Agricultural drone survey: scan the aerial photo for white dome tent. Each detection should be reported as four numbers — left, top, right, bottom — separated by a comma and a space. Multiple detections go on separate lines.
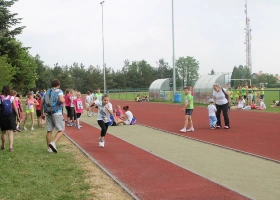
149, 78, 171, 101
193, 74, 226, 104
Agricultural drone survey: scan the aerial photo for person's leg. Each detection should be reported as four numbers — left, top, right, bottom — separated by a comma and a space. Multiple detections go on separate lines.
222, 104, 230, 128
215, 104, 222, 127
48, 115, 65, 152
183, 115, 189, 129
8, 130, 13, 150
1, 131, 6, 149
209, 116, 213, 128
188, 116, 193, 129
23, 112, 29, 128
97, 120, 107, 141
31, 112, 34, 129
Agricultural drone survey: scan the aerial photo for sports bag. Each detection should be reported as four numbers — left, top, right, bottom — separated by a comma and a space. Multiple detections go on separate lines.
130, 117, 137, 125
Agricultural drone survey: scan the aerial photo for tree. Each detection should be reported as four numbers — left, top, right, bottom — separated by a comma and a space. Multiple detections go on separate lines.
176, 56, 199, 87
0, 55, 16, 88
230, 65, 252, 87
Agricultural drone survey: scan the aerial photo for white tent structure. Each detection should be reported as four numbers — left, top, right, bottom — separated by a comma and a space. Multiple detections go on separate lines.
149, 78, 171, 101
193, 74, 225, 104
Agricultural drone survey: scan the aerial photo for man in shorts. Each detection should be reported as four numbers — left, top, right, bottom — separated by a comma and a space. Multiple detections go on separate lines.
41, 79, 65, 153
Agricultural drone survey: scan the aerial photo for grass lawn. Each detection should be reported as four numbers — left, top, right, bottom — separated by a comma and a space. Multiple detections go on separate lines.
0, 121, 132, 200
109, 89, 280, 113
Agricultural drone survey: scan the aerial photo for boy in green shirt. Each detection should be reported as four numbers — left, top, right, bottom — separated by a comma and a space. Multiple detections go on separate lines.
180, 86, 194, 132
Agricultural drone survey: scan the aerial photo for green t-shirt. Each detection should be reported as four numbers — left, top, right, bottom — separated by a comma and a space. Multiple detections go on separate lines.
95, 93, 103, 101
185, 94, 194, 109
241, 87, 245, 95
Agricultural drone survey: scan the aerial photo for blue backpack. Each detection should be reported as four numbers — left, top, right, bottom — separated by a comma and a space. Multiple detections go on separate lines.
130, 117, 136, 125
0, 95, 13, 116
43, 88, 62, 115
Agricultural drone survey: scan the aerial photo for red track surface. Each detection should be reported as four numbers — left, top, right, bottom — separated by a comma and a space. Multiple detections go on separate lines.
110, 99, 280, 161
65, 121, 248, 199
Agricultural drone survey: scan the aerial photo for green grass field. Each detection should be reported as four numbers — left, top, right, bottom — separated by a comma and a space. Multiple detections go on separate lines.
108, 89, 280, 113
0, 125, 91, 200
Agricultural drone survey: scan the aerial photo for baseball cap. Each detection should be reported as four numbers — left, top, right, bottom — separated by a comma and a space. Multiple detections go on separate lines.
209, 98, 214, 103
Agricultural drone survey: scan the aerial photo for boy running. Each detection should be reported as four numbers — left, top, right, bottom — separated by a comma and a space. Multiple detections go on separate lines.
180, 86, 194, 132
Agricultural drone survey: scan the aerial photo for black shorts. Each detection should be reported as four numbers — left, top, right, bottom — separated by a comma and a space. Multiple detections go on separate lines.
243, 95, 247, 99
0, 114, 16, 131
76, 113, 81, 119
185, 109, 193, 116
66, 106, 71, 117
36, 110, 42, 117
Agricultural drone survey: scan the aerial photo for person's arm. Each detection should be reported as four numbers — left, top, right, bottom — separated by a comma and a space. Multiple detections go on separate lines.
33, 99, 39, 106
105, 104, 114, 115
225, 91, 230, 103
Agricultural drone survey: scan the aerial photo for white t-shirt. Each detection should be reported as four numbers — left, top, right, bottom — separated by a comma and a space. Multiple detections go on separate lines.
85, 95, 92, 104
70, 96, 76, 107
207, 104, 216, 116
94, 100, 112, 122
259, 101, 266, 109
213, 88, 228, 105
125, 111, 133, 125
237, 99, 245, 109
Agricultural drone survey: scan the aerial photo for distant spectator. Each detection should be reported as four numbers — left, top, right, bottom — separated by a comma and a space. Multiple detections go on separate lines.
135, 94, 142, 102
256, 99, 266, 110
271, 100, 279, 107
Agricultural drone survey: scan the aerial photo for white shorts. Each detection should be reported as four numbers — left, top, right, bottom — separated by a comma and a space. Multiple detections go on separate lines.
248, 94, 253, 99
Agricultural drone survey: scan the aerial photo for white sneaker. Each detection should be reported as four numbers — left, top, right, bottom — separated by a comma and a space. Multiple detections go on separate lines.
31, 127, 34, 131
186, 127, 194, 132
49, 142, 57, 153
180, 128, 186, 133
87, 114, 91, 117
99, 140, 105, 148
24, 127, 27, 130
48, 148, 53, 153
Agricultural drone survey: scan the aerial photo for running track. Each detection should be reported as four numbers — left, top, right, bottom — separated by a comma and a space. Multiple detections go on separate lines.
65, 120, 248, 199
110, 99, 280, 162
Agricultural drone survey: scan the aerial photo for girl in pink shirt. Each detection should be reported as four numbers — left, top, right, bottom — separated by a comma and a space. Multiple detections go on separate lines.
13, 91, 22, 132
64, 89, 71, 124
74, 92, 83, 129
23, 92, 38, 131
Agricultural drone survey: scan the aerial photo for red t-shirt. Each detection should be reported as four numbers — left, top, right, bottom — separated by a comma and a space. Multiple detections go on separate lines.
36, 99, 42, 110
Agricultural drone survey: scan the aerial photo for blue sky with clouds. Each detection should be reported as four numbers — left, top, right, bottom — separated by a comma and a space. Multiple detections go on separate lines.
12, 0, 280, 75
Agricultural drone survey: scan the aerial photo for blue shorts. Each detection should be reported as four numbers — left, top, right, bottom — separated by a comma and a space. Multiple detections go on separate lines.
185, 109, 193, 116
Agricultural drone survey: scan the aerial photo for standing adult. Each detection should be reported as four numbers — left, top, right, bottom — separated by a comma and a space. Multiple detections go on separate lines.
41, 79, 65, 153
212, 83, 230, 129
0, 85, 20, 152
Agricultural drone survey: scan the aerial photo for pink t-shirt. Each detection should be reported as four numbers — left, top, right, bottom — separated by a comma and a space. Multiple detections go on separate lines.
14, 97, 19, 108
65, 94, 71, 106
114, 109, 123, 119
36, 99, 42, 110
27, 98, 35, 110
74, 99, 83, 113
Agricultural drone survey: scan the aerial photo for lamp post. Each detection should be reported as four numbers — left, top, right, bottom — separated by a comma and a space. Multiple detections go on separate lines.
100, 1, 106, 93
172, 0, 176, 100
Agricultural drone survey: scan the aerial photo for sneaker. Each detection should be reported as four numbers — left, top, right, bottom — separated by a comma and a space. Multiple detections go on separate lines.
77, 126, 81, 129
67, 123, 73, 127
186, 127, 194, 132
224, 126, 230, 129
31, 127, 34, 131
49, 142, 57, 153
87, 114, 91, 117
16, 127, 21, 132
48, 148, 53, 153
24, 127, 27, 130
216, 125, 221, 129
99, 140, 105, 148
180, 128, 186, 133
79, 125, 82, 128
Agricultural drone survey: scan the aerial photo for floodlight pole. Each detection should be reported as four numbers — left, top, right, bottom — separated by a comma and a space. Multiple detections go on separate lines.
172, 0, 176, 98
100, 1, 106, 93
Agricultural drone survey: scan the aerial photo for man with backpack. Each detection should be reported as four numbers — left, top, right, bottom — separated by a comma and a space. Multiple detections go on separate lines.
41, 79, 65, 153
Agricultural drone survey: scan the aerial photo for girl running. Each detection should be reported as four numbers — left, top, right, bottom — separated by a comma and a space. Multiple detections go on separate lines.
23, 92, 38, 130
89, 94, 113, 148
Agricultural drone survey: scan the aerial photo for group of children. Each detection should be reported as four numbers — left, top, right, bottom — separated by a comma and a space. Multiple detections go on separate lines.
228, 85, 267, 110
135, 94, 149, 102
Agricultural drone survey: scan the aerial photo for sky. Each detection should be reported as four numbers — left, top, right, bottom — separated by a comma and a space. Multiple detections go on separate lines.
11, 0, 280, 76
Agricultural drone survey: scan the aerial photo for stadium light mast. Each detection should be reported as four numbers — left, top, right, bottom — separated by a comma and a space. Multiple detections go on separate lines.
244, 0, 252, 72
172, 0, 176, 97
100, 1, 106, 93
